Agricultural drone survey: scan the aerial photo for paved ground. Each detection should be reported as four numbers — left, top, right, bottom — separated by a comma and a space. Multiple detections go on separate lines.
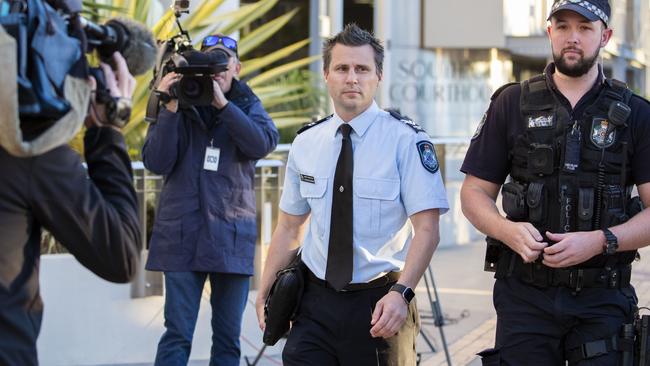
94, 244, 650, 366
421, 245, 650, 366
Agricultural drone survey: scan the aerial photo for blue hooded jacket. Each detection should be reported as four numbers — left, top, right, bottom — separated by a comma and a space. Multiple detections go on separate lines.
143, 79, 278, 274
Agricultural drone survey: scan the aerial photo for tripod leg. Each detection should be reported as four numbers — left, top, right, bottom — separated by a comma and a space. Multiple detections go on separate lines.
422, 274, 438, 353
245, 344, 267, 366
426, 266, 453, 366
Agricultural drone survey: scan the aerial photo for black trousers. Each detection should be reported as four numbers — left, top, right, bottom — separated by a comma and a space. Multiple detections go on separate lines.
282, 278, 419, 366
483, 277, 637, 366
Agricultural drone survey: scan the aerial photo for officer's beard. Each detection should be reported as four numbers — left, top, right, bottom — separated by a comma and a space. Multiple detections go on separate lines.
553, 46, 600, 77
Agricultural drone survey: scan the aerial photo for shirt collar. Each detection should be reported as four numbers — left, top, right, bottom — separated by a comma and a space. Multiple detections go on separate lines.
330, 101, 380, 138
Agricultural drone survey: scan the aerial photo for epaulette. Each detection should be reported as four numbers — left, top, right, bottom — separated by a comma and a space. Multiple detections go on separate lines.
631, 93, 650, 107
386, 108, 426, 134
297, 114, 333, 134
491, 82, 518, 101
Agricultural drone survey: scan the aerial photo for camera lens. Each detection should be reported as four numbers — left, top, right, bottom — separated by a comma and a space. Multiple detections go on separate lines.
180, 77, 203, 99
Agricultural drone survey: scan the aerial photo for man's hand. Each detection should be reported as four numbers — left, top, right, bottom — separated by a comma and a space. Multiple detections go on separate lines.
501, 221, 548, 263
211, 79, 229, 109
542, 230, 604, 268
370, 291, 408, 339
255, 293, 267, 331
86, 52, 136, 129
107, 52, 136, 99
156, 72, 179, 113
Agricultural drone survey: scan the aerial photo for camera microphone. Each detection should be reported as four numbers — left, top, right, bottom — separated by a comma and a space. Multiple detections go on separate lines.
80, 17, 157, 76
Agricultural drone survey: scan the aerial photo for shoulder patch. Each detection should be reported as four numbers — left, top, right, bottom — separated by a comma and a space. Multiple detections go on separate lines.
491, 82, 518, 101
472, 111, 488, 140
416, 141, 439, 174
297, 114, 333, 135
386, 108, 426, 134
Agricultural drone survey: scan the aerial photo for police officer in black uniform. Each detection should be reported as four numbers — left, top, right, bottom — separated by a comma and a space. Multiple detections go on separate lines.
460, 1, 650, 365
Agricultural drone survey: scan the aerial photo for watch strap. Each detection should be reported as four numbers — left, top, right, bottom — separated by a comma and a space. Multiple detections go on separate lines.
390, 283, 414, 304
602, 228, 619, 255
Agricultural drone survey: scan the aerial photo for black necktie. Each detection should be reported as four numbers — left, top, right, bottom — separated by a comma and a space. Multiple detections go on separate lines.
326, 123, 354, 291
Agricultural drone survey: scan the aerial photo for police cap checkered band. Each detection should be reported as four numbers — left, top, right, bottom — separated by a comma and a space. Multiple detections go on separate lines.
548, 0, 610, 26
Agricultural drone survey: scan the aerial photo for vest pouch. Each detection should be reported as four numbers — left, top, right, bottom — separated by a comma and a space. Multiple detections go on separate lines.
578, 188, 594, 231
527, 143, 554, 176
601, 185, 626, 228
502, 181, 528, 220
526, 182, 546, 224
627, 196, 644, 218
635, 314, 650, 366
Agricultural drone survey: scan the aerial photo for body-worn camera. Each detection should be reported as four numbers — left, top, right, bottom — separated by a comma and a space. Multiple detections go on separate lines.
528, 143, 555, 175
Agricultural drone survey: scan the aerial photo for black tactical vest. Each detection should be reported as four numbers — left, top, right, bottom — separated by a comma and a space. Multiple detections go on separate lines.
502, 74, 638, 265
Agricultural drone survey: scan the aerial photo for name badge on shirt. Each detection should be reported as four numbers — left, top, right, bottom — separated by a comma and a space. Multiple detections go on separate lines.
300, 174, 315, 184
204, 147, 220, 171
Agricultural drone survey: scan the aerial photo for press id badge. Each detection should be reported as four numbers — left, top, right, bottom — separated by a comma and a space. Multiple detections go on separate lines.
204, 147, 220, 171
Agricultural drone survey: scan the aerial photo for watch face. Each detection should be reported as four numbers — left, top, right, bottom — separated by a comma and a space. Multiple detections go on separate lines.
403, 287, 415, 302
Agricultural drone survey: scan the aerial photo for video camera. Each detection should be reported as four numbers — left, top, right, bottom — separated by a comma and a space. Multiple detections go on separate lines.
163, 47, 229, 106
0, 0, 156, 157
2, 0, 154, 121
146, 0, 230, 120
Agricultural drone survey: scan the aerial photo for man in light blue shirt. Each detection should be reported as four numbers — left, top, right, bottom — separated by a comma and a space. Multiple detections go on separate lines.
256, 24, 448, 365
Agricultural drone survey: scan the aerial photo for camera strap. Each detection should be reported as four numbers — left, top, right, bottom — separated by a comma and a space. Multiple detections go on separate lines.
144, 90, 161, 123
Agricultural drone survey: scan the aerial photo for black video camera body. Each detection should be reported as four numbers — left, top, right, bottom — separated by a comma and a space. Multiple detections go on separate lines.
149, 31, 229, 108
165, 49, 229, 106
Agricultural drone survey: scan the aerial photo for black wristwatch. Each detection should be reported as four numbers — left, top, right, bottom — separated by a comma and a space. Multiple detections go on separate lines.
602, 228, 619, 255
155, 90, 173, 104
390, 284, 415, 304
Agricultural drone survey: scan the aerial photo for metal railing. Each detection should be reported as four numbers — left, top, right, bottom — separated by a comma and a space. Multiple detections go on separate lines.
130, 159, 286, 297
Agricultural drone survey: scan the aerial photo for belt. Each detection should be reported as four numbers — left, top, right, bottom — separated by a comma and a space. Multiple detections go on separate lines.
307, 269, 400, 292
496, 249, 632, 291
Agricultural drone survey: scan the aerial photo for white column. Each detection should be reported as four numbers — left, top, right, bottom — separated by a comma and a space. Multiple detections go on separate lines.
328, 0, 344, 35
374, 0, 393, 106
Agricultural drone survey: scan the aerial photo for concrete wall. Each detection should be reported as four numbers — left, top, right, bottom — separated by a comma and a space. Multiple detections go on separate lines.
36, 255, 273, 365
422, 0, 505, 49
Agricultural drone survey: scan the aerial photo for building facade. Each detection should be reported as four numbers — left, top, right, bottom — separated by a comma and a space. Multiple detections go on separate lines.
310, 0, 650, 137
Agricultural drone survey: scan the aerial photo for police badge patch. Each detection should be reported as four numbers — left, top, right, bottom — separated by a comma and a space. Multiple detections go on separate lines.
472, 112, 487, 140
416, 141, 439, 174
590, 118, 616, 148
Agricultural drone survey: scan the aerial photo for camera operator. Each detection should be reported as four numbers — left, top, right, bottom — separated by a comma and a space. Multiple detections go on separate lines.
143, 34, 279, 366
0, 51, 141, 365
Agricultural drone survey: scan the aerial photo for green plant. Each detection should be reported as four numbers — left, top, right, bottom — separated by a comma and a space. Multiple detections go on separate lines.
84, 0, 322, 156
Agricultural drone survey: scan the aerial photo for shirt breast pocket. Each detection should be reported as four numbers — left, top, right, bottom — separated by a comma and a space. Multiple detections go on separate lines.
300, 177, 328, 237
354, 177, 400, 238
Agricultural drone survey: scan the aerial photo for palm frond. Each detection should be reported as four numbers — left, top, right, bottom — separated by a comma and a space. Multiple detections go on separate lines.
252, 83, 308, 98
194, 3, 257, 29
272, 117, 311, 129
240, 39, 310, 77
268, 108, 314, 119
152, 11, 176, 36
217, 0, 278, 37
133, 0, 151, 23
248, 55, 320, 87
237, 8, 299, 57
184, 0, 225, 29
82, 0, 321, 148
188, 4, 259, 44
262, 91, 312, 109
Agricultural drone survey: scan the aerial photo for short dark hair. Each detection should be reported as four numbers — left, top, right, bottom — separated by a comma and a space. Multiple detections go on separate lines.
322, 23, 384, 76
